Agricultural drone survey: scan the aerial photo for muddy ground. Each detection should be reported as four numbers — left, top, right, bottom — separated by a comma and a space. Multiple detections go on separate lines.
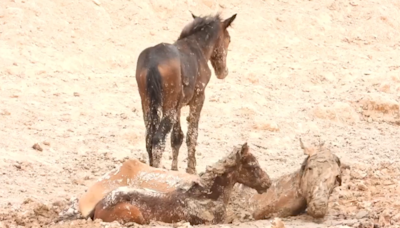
0, 0, 400, 227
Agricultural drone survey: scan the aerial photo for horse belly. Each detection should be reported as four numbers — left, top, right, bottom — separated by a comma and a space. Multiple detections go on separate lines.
181, 84, 196, 105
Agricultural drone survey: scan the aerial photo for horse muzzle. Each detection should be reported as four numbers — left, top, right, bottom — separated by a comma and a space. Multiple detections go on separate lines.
216, 68, 229, 79
307, 200, 328, 218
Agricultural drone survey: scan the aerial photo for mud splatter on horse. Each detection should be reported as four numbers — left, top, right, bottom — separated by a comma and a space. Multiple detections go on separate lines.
135, 13, 237, 174
251, 138, 342, 219
91, 143, 271, 225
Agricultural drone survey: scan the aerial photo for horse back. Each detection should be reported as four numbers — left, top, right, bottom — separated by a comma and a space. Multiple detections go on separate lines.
136, 43, 184, 109
78, 159, 144, 217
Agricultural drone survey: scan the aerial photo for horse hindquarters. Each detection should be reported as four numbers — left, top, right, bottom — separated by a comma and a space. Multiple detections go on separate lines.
137, 44, 183, 168
93, 201, 147, 225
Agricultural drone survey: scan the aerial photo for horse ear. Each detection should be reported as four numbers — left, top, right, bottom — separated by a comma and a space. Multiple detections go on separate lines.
240, 143, 249, 156
236, 143, 249, 160
223, 13, 237, 29
190, 11, 197, 19
299, 138, 317, 156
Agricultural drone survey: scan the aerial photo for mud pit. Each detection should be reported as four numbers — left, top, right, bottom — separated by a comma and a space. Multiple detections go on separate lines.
1, 0, 400, 227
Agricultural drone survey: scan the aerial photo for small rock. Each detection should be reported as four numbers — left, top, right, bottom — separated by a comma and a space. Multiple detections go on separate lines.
379, 83, 391, 93
32, 143, 43, 152
356, 210, 369, 219
14, 163, 22, 170
254, 121, 279, 132
271, 217, 285, 228
350, 170, 367, 179
52, 201, 64, 207
73, 92, 80, 97
357, 183, 368, 191
172, 222, 192, 228
71, 179, 84, 185
247, 73, 259, 84
0, 109, 10, 115
93, 0, 101, 5
43, 141, 50, 146
120, 113, 128, 119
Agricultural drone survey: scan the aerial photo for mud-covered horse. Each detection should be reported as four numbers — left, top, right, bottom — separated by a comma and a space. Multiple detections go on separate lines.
135, 13, 237, 174
78, 159, 199, 218
251, 138, 343, 219
90, 143, 271, 225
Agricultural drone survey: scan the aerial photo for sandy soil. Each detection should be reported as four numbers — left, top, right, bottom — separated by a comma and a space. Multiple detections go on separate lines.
1, 0, 400, 227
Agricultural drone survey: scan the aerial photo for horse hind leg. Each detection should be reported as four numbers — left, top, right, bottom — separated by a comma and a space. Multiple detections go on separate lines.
151, 111, 175, 168
143, 104, 160, 166
170, 109, 184, 171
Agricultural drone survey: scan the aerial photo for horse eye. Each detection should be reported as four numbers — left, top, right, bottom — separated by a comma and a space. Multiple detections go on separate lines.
308, 167, 312, 171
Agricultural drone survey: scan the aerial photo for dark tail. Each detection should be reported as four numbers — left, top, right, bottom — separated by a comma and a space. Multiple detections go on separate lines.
146, 66, 163, 117
145, 67, 163, 164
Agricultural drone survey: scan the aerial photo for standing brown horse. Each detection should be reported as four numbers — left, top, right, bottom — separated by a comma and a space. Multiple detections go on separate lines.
135, 13, 237, 174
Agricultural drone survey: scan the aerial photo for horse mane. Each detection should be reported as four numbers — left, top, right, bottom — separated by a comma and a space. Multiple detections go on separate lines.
177, 13, 223, 41
195, 145, 241, 190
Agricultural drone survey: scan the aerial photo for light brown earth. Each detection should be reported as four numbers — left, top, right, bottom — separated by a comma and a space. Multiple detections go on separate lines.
0, 0, 400, 227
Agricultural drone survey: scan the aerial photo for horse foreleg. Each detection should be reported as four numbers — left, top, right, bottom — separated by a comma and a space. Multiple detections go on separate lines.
152, 111, 175, 168
186, 92, 205, 174
171, 109, 184, 171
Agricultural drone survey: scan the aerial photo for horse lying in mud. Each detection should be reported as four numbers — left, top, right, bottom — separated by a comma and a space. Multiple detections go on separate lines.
136, 12, 237, 174
86, 143, 271, 225
251, 138, 343, 220
78, 158, 199, 218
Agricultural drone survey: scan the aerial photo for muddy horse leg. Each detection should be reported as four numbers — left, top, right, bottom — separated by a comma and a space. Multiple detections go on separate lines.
171, 109, 184, 171
142, 102, 160, 166
186, 92, 205, 174
152, 110, 175, 168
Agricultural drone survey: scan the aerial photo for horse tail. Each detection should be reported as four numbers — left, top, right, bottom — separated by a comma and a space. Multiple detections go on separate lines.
146, 66, 163, 118
145, 66, 162, 164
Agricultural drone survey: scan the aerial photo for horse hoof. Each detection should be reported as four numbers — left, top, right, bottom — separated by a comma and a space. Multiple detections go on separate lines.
186, 168, 196, 174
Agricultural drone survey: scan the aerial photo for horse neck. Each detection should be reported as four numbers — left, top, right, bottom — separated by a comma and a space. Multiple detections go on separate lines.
195, 35, 218, 60
179, 28, 221, 61
211, 172, 238, 205
196, 165, 238, 205
281, 169, 304, 200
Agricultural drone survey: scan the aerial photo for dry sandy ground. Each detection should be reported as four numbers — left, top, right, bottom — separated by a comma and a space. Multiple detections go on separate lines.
1, 0, 400, 227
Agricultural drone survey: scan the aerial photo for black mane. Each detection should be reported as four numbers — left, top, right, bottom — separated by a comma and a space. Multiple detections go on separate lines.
177, 13, 222, 41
